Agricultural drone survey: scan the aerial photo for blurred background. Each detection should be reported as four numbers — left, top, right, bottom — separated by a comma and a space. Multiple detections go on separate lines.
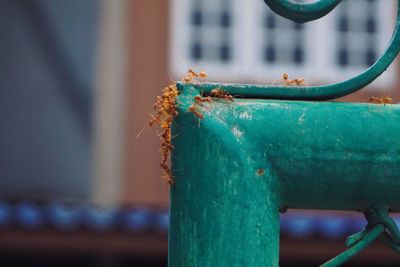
0, 0, 399, 266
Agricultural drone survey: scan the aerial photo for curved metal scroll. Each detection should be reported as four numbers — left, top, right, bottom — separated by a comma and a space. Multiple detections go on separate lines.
198, 1, 400, 101
263, 0, 342, 23
259, 0, 400, 100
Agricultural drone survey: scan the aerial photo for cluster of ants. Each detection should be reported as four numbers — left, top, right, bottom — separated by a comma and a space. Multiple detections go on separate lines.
140, 81, 179, 185
183, 69, 234, 121
188, 88, 234, 120
368, 94, 393, 105
143, 69, 235, 185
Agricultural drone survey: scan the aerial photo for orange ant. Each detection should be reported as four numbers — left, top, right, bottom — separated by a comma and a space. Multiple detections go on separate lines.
183, 75, 193, 83
194, 95, 213, 105
182, 69, 208, 83
282, 73, 306, 86
210, 88, 234, 101
282, 73, 289, 83
369, 94, 393, 105
188, 69, 208, 79
187, 69, 197, 76
188, 104, 204, 119
198, 71, 208, 79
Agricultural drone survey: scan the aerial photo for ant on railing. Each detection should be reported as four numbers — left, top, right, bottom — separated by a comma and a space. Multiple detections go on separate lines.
368, 94, 393, 105
210, 88, 234, 101
282, 73, 306, 86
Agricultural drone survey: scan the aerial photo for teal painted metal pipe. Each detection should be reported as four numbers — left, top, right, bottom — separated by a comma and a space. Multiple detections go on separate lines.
263, 0, 342, 23
169, 85, 400, 266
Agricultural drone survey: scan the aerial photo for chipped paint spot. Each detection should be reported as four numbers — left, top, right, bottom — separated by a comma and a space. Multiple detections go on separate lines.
231, 125, 243, 138
239, 111, 252, 120
298, 113, 306, 124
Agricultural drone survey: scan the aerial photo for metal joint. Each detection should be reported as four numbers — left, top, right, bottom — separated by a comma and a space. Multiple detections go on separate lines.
321, 204, 400, 267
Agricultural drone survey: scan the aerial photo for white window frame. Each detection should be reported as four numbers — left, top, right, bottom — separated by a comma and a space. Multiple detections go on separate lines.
170, 0, 397, 89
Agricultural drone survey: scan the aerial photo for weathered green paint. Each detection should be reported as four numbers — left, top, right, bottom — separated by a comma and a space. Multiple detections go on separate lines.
170, 86, 280, 267
169, 85, 400, 267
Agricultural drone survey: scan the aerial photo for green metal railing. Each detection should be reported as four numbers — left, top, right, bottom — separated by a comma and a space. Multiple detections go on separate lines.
169, 1, 400, 266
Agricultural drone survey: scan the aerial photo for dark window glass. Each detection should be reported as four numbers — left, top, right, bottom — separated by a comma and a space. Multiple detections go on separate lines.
337, 49, 349, 66
293, 47, 304, 64
191, 43, 202, 60
366, 17, 376, 33
221, 11, 231, 28
293, 23, 303, 31
338, 17, 349, 32
365, 49, 376, 66
265, 15, 275, 29
265, 46, 275, 63
191, 10, 202, 26
220, 45, 231, 61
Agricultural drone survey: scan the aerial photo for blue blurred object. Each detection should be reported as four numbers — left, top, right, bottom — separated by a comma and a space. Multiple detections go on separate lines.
47, 203, 82, 230
0, 202, 12, 226
350, 217, 367, 233
280, 214, 291, 233
316, 216, 347, 239
5, 200, 383, 240
281, 214, 315, 238
393, 215, 400, 229
82, 206, 117, 231
15, 202, 44, 229
122, 208, 152, 232
153, 210, 169, 232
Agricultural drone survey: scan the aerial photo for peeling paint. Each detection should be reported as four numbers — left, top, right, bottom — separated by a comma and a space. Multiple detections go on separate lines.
239, 111, 253, 120
231, 125, 243, 138
298, 113, 306, 124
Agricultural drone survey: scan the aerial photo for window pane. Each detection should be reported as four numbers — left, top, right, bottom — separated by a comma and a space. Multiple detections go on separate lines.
261, 9, 307, 65
335, 0, 378, 68
189, 0, 233, 63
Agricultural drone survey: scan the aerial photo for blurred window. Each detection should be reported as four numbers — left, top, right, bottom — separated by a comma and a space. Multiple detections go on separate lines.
189, 0, 233, 63
170, 0, 395, 88
262, 5, 306, 65
335, 0, 379, 68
